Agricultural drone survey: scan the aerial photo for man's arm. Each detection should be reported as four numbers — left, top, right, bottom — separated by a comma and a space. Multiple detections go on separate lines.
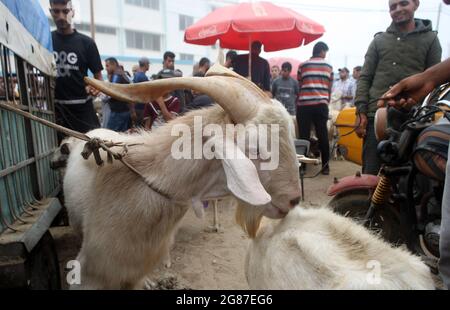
156, 97, 176, 122
263, 61, 272, 98
355, 39, 378, 115
354, 38, 379, 138
86, 40, 103, 75
86, 71, 104, 96
262, 61, 271, 92
143, 104, 153, 130
86, 39, 104, 96
297, 65, 302, 88
426, 34, 442, 69
328, 71, 334, 96
379, 58, 450, 110
93, 72, 103, 81
144, 117, 153, 130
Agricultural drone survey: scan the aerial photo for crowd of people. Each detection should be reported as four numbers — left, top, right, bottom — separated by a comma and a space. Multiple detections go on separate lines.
49, 15, 347, 176
46, 0, 450, 290
49, 0, 447, 176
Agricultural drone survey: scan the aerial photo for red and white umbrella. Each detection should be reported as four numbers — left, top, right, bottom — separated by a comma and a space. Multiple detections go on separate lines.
185, 1, 324, 52
184, 2, 324, 80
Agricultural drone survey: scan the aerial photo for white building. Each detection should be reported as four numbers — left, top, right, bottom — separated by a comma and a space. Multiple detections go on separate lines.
39, 0, 239, 76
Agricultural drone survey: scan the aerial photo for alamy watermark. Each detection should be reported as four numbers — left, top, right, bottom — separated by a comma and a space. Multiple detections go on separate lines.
66, 260, 81, 285
170, 116, 280, 171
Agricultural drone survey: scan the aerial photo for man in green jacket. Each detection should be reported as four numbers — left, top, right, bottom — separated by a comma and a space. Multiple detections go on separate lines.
355, 0, 442, 175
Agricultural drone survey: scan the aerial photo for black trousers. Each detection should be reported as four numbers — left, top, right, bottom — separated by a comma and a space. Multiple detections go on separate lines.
296, 104, 330, 168
362, 118, 382, 175
55, 99, 100, 142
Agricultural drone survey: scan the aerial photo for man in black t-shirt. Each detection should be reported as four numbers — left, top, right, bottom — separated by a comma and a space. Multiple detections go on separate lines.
49, 0, 104, 138
233, 41, 271, 97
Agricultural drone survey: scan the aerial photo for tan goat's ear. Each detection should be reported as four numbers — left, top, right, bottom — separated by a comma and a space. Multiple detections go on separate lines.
209, 135, 271, 206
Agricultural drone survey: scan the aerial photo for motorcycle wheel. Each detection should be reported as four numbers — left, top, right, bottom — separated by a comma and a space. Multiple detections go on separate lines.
328, 189, 402, 245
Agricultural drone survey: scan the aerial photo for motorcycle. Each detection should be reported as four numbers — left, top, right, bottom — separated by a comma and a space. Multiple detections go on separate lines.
328, 83, 450, 271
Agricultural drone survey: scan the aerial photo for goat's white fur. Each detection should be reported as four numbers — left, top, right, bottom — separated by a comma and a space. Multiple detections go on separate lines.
64, 95, 300, 288
246, 207, 435, 290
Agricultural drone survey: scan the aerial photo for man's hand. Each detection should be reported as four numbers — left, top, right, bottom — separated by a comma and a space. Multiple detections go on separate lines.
377, 73, 435, 111
155, 97, 165, 108
355, 113, 368, 139
86, 85, 100, 97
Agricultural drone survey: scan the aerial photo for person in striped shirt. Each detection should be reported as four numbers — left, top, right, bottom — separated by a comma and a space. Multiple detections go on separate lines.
296, 42, 334, 175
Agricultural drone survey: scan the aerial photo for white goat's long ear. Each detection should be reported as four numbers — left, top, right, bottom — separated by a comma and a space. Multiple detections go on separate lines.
210, 136, 271, 206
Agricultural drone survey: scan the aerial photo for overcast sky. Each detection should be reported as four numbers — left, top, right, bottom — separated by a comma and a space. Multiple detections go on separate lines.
257, 0, 450, 70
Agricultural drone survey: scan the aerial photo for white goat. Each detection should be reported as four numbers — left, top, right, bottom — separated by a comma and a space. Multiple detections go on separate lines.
246, 207, 435, 290
64, 64, 301, 289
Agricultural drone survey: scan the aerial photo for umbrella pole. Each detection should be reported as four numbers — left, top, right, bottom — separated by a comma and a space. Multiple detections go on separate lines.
248, 38, 252, 81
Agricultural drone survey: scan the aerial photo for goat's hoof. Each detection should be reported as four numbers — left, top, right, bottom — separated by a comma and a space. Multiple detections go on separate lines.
164, 260, 172, 269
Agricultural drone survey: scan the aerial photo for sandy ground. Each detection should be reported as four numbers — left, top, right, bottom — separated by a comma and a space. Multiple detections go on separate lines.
51, 160, 362, 290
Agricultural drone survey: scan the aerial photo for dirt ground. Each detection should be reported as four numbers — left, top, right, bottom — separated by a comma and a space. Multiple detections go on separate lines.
51, 160, 361, 290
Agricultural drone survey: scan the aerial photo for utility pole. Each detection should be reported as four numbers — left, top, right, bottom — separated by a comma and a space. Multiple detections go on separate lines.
436, 2, 442, 32
90, 0, 96, 40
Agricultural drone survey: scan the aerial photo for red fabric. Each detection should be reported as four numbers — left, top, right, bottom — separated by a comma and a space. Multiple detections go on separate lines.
184, 1, 325, 52
143, 96, 180, 123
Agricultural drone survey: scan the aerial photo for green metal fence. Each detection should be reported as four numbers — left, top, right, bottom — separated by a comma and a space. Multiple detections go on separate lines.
0, 44, 59, 234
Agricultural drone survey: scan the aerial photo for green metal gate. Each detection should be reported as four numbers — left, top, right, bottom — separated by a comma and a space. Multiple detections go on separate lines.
0, 43, 59, 234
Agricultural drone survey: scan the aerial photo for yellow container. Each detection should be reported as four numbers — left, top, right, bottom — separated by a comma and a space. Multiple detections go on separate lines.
335, 107, 363, 166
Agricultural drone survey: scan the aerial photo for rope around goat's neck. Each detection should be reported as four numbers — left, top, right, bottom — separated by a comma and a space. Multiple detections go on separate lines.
0, 101, 172, 200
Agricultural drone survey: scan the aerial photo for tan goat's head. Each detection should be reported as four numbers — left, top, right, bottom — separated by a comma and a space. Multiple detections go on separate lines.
85, 64, 301, 238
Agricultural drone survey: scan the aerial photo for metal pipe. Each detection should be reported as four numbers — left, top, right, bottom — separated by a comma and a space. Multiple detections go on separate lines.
90, 0, 96, 41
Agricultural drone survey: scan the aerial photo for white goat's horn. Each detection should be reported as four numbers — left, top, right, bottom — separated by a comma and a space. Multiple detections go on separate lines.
85, 64, 270, 124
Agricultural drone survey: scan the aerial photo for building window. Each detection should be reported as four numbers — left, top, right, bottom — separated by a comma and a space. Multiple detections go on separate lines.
180, 53, 194, 61
179, 14, 194, 31
126, 30, 161, 51
125, 0, 159, 10
75, 23, 117, 35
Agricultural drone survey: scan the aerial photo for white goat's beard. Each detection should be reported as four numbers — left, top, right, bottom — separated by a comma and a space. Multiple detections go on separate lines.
235, 202, 264, 239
